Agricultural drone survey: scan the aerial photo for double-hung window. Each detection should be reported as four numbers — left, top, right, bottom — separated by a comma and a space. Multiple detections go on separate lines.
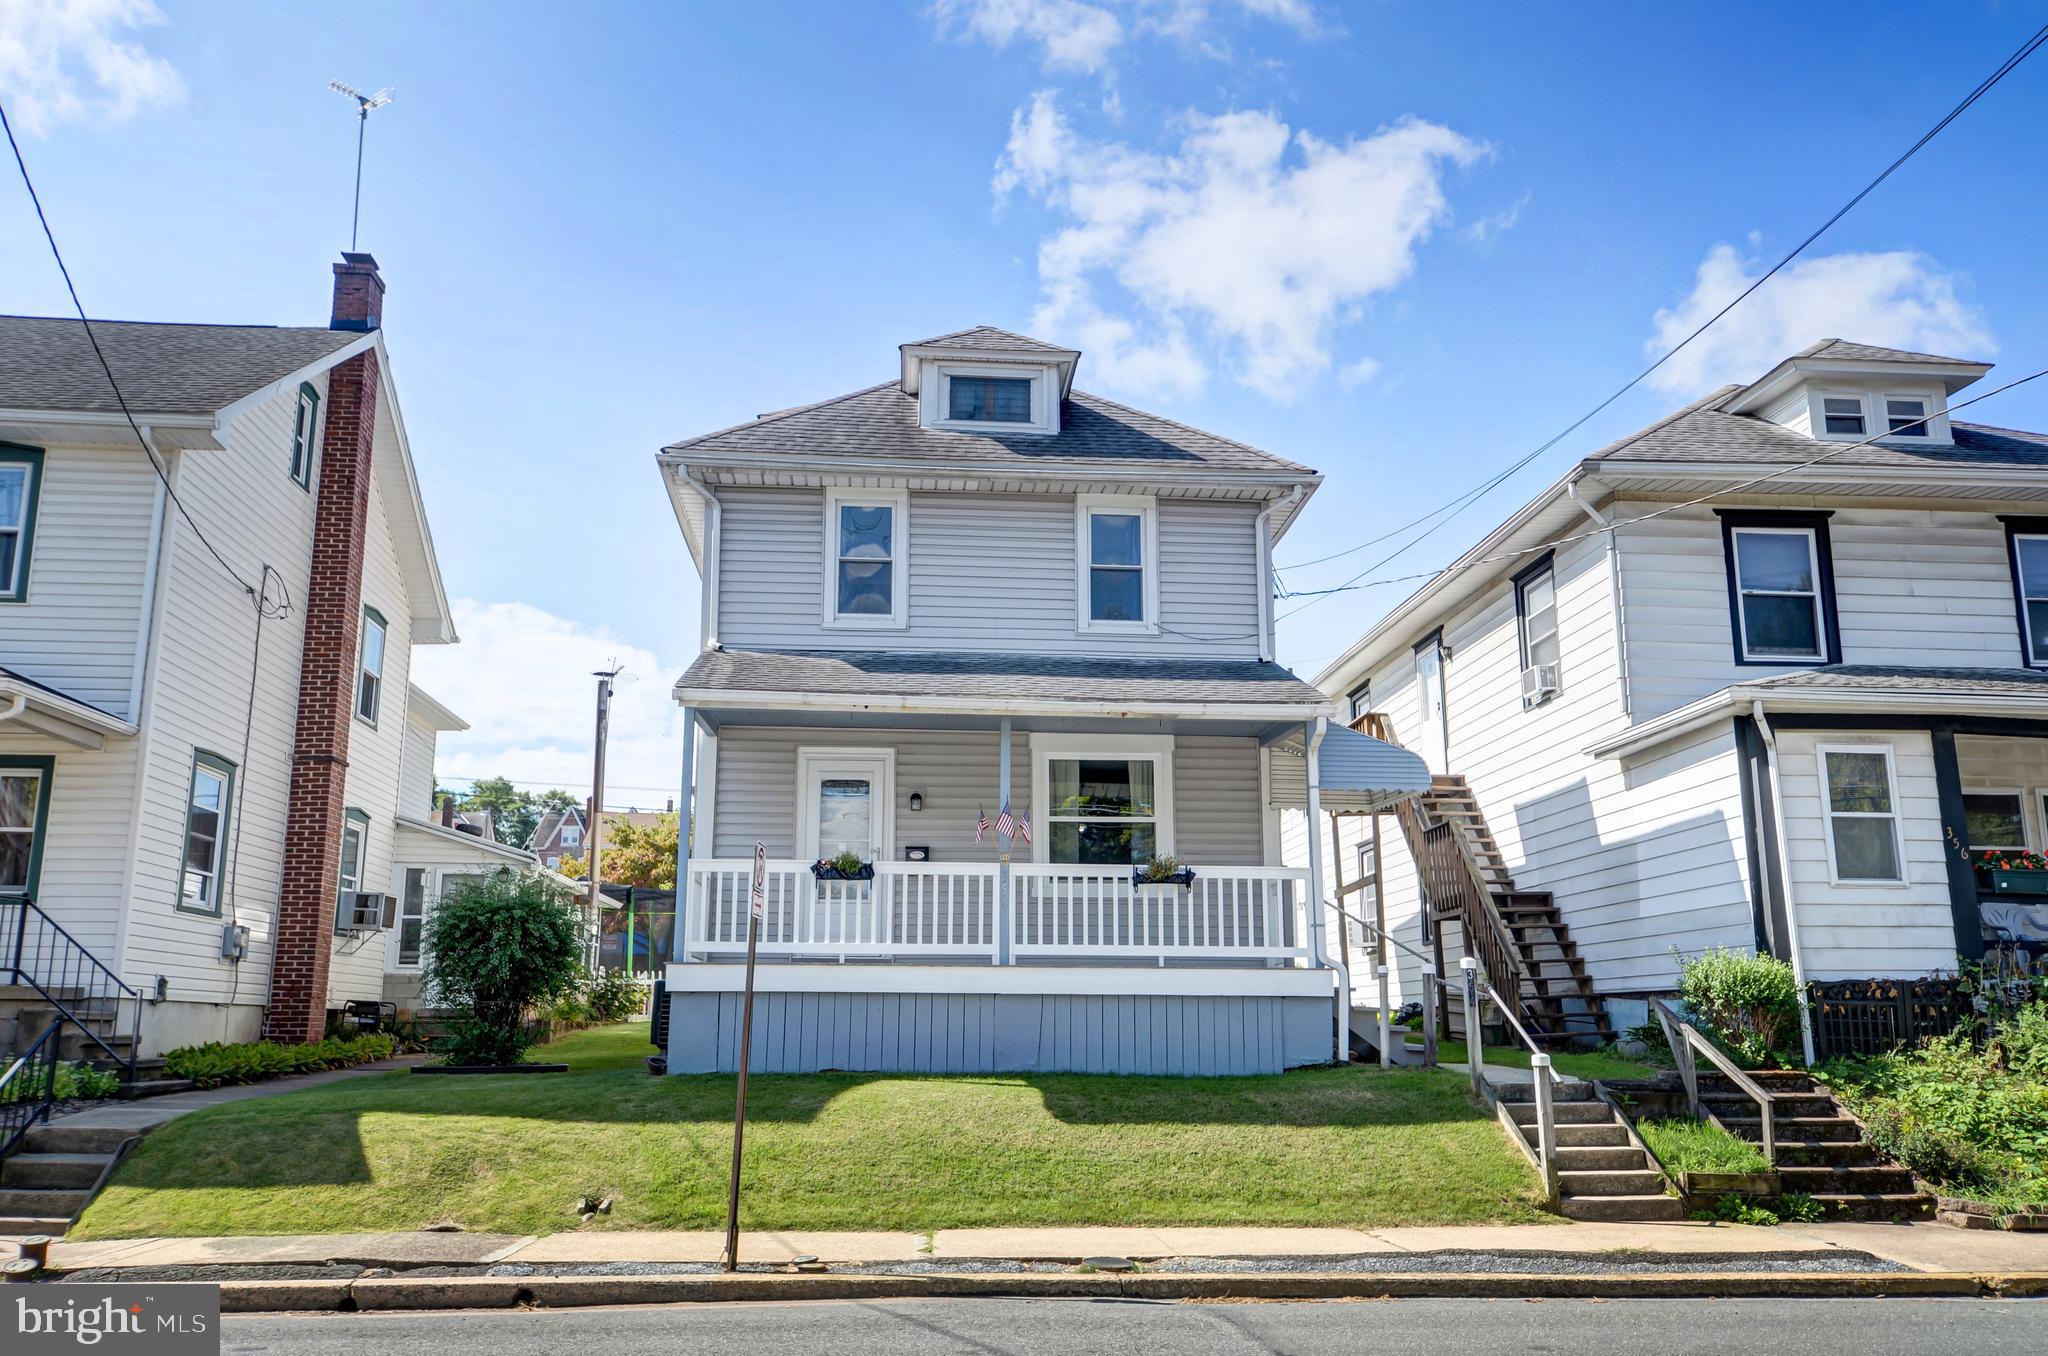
1045, 757, 1160, 864
0, 445, 43, 603
1514, 554, 1561, 705
1819, 745, 1904, 884
1077, 495, 1156, 631
2003, 519, 2048, 667
395, 867, 428, 967
823, 488, 907, 627
0, 759, 52, 897
178, 751, 235, 914
333, 808, 370, 930
1719, 512, 1837, 665
356, 606, 386, 725
1820, 395, 1866, 436
290, 382, 320, 488
1963, 790, 2027, 869
1884, 396, 1930, 438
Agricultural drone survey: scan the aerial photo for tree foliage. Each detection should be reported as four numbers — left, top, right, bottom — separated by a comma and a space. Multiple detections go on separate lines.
422, 872, 586, 1065
557, 811, 680, 889
450, 778, 583, 848
1676, 946, 1801, 1067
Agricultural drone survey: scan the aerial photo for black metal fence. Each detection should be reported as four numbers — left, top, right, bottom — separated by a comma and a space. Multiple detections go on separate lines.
1807, 977, 1973, 1059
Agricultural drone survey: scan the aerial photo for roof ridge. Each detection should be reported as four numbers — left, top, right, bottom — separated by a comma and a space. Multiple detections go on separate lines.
1069, 387, 1313, 475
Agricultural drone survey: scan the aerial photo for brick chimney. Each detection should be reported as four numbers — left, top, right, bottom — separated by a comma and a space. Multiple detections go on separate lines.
330, 252, 385, 332
264, 255, 384, 1042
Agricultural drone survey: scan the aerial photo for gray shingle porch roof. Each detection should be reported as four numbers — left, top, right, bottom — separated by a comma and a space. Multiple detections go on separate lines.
0, 316, 361, 415
676, 649, 1329, 708
1738, 666, 2048, 696
662, 382, 1314, 475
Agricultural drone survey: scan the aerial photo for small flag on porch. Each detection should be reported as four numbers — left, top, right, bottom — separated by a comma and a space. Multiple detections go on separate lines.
976, 806, 990, 842
995, 803, 1014, 840
1014, 810, 1032, 845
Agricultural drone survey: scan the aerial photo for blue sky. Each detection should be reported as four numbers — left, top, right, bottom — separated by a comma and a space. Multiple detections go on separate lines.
6, 0, 2047, 801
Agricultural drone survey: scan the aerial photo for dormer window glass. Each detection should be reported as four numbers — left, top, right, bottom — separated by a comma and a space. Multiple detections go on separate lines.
947, 376, 1032, 423
823, 487, 909, 628
1821, 396, 1866, 436
1885, 397, 1929, 437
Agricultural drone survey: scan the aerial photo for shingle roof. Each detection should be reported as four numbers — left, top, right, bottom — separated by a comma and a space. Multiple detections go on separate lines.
1798, 338, 1986, 367
665, 382, 1313, 474
0, 664, 123, 719
1739, 666, 2048, 696
0, 316, 361, 416
678, 649, 1330, 707
905, 326, 1075, 355
1586, 397, 2048, 471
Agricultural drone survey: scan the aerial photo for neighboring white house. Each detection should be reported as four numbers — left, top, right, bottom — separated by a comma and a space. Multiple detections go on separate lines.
0, 255, 547, 1057
658, 326, 1428, 1075
1311, 339, 2048, 1049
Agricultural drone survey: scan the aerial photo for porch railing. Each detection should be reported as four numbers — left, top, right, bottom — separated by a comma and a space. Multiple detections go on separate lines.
679, 859, 1312, 965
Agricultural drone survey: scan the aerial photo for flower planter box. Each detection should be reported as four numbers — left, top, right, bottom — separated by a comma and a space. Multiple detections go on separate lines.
1989, 869, 2048, 895
810, 862, 875, 882
1131, 868, 1197, 889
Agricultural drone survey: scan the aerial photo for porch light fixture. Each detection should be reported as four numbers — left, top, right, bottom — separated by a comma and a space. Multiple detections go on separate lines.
908, 791, 924, 811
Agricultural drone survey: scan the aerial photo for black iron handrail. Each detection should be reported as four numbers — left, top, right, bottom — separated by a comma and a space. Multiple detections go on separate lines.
0, 1019, 63, 1160
2, 897, 141, 1077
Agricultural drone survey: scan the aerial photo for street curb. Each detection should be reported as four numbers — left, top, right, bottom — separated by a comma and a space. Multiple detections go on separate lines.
205, 1269, 2048, 1312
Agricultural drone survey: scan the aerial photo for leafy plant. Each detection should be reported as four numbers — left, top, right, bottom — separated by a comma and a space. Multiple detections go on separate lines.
1976, 850, 2048, 873
1136, 856, 1190, 883
1693, 1193, 1781, 1226
1676, 947, 1800, 1067
1776, 1192, 1825, 1224
583, 967, 645, 1023
163, 1034, 396, 1089
819, 850, 866, 876
0, 1060, 122, 1105
1636, 1117, 1769, 1175
422, 871, 587, 1066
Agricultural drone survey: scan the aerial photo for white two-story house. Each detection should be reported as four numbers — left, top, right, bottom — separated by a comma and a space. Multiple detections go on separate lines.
1312, 339, 2048, 1058
0, 254, 544, 1061
657, 327, 1428, 1075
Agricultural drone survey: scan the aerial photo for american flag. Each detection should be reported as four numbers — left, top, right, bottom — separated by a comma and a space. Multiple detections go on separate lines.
995, 803, 1014, 839
1014, 810, 1032, 845
976, 806, 990, 843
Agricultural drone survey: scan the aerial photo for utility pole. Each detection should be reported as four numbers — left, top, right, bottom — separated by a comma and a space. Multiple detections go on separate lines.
588, 669, 620, 928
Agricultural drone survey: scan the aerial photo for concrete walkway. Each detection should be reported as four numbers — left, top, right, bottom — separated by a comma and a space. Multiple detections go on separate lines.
44, 1056, 425, 1139
37, 1220, 2048, 1275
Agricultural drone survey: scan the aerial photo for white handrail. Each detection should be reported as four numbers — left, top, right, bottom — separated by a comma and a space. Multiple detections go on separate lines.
1650, 997, 1778, 1164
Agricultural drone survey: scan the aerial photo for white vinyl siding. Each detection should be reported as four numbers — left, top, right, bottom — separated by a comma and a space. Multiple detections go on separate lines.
398, 714, 438, 818
714, 488, 1264, 657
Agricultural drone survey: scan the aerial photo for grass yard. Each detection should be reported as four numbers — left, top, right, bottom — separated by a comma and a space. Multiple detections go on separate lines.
74, 1022, 1550, 1239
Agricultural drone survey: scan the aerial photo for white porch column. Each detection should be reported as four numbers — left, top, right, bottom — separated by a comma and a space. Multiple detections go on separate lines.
672, 707, 696, 963
996, 716, 1014, 965
1303, 717, 1347, 1062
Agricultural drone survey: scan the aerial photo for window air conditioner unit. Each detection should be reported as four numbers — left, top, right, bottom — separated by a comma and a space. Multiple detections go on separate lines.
1520, 662, 1562, 708
347, 892, 395, 931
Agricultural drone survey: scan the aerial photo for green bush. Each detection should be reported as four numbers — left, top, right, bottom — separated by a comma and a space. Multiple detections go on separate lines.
1676, 947, 1800, 1067
1636, 1117, 1769, 1175
163, 1033, 396, 1089
423, 871, 585, 1066
582, 967, 645, 1023
0, 1059, 122, 1105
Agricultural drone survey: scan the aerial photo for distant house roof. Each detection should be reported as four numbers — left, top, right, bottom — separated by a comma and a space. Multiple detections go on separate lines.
0, 316, 364, 416
1585, 392, 2048, 470
677, 648, 1329, 711
905, 325, 1077, 355
663, 382, 1313, 475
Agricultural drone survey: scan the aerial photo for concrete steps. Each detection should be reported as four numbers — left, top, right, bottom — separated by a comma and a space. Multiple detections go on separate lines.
0, 1153, 107, 1190
1501, 1087, 1683, 1222
1698, 1073, 1934, 1221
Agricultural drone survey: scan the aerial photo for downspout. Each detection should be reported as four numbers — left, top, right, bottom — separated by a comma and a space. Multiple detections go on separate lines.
1255, 484, 1308, 664
685, 469, 722, 651
1569, 478, 1631, 720
1751, 700, 1818, 1066
0, 694, 27, 724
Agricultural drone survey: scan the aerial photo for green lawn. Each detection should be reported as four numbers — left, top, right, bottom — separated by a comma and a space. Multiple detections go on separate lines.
75, 1023, 1549, 1239
1419, 1039, 1662, 1083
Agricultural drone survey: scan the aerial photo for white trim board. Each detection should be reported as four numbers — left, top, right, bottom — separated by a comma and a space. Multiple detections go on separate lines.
664, 962, 1332, 998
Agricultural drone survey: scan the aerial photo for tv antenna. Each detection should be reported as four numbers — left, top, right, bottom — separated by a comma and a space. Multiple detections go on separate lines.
328, 81, 394, 251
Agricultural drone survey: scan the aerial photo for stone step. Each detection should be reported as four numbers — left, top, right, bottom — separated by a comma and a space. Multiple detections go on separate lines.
1702, 1093, 1836, 1119
1720, 1115, 1864, 1143
0, 1188, 87, 1219
1773, 1140, 1881, 1167
1811, 1192, 1936, 1222
1555, 1145, 1651, 1172
0, 1153, 110, 1190
1558, 1168, 1665, 1197
0, 1216, 74, 1237
1554, 1124, 1630, 1148
1560, 1193, 1687, 1222
1506, 1100, 1612, 1125
1778, 1165, 1918, 1194
115, 1078, 197, 1100
23, 1123, 142, 1155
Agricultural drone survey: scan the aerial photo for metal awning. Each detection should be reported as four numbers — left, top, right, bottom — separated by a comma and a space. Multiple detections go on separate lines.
1265, 721, 1432, 814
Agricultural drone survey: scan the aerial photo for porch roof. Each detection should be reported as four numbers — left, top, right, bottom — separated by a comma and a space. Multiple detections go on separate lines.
1265, 722, 1433, 814
1589, 665, 2048, 760
0, 666, 137, 748
674, 648, 1334, 722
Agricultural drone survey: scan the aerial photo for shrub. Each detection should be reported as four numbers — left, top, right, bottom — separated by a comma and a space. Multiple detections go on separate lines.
1676, 947, 1800, 1067
163, 1033, 395, 1089
583, 967, 645, 1023
423, 871, 586, 1066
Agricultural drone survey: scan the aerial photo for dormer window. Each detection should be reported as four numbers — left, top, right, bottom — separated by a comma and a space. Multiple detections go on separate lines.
1820, 396, 1866, 436
1884, 396, 1929, 437
948, 376, 1032, 423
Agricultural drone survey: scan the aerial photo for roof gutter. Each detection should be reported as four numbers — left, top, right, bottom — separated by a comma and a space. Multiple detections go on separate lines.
671, 686, 1339, 723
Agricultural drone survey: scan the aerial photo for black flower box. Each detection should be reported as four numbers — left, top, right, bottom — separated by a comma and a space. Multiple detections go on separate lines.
811, 861, 875, 881
1131, 867, 1197, 888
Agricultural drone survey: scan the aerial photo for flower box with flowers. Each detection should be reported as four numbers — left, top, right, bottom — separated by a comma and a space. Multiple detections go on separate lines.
1979, 851, 2048, 894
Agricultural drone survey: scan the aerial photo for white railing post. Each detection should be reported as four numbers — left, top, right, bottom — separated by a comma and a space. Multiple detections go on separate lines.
1461, 957, 1482, 1096
1531, 1052, 1559, 1205
1421, 961, 1439, 1068
1376, 964, 1392, 1070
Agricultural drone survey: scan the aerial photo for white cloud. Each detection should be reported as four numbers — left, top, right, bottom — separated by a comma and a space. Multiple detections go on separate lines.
408, 600, 684, 812
0, 0, 183, 136
1338, 355, 1380, 388
1462, 190, 1527, 246
1645, 241, 1995, 396
930, 0, 1322, 74
995, 91, 1484, 399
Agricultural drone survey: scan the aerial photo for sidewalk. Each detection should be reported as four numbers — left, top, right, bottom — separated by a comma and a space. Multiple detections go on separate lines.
44, 1056, 425, 1140
36, 1220, 2048, 1276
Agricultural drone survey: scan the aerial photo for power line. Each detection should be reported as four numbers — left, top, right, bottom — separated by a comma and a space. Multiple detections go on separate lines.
1276, 20, 2048, 580
1275, 367, 2048, 620
0, 93, 276, 610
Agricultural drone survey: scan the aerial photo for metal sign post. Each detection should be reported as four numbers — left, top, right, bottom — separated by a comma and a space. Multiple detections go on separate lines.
721, 843, 768, 1272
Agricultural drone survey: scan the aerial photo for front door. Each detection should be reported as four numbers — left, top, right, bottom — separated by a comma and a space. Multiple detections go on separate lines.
798, 751, 893, 863
1415, 636, 1448, 774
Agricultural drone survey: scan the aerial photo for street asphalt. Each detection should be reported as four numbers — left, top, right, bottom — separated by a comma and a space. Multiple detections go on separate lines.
222, 1295, 2046, 1355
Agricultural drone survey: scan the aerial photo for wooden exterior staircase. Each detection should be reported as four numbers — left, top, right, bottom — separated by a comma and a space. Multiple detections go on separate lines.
1352, 715, 1611, 1047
